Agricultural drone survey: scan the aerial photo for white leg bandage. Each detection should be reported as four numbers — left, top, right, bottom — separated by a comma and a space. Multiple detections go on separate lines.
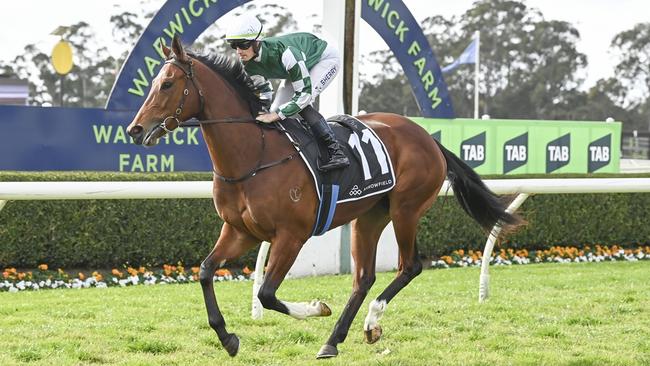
281, 300, 327, 320
364, 299, 387, 331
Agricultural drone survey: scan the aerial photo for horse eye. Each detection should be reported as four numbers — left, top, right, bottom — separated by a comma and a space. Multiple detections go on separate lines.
161, 81, 173, 90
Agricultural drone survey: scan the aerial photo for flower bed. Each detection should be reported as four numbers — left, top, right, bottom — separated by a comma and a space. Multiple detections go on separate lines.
3, 245, 649, 293
1, 264, 252, 293
431, 245, 650, 268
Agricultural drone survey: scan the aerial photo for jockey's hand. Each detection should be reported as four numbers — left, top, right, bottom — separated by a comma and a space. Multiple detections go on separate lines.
256, 112, 280, 123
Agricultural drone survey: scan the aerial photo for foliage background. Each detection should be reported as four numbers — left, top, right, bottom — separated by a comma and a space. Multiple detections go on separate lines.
2, 172, 649, 268
1, 0, 649, 130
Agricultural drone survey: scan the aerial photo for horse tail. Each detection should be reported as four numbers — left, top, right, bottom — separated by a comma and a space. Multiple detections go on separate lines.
435, 140, 522, 231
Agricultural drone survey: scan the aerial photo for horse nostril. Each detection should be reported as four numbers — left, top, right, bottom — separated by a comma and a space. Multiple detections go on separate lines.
128, 125, 143, 138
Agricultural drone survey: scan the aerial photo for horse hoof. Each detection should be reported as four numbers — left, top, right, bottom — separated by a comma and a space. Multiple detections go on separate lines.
316, 344, 338, 359
223, 333, 240, 357
319, 302, 332, 317
364, 325, 382, 344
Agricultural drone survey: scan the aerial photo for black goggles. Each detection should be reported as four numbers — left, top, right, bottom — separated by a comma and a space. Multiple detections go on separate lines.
229, 40, 254, 50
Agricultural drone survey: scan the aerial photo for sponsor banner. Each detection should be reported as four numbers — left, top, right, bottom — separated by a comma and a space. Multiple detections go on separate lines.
0, 105, 212, 171
412, 118, 621, 175
503, 132, 528, 174
588, 134, 611, 173
108, 0, 455, 119
460, 131, 485, 168
361, 0, 454, 118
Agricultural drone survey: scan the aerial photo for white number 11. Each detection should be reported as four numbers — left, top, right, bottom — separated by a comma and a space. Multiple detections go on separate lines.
347, 129, 390, 181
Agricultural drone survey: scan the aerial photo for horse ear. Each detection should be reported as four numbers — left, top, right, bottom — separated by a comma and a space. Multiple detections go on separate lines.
161, 39, 172, 59
171, 34, 186, 61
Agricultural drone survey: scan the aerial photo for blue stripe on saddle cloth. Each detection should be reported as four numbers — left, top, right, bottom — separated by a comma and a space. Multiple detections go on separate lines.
311, 184, 339, 236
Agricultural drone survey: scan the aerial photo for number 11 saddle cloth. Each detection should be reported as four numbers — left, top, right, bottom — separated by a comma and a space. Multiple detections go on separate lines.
275, 114, 396, 236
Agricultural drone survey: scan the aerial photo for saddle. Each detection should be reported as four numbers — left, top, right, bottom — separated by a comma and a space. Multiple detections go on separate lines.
275, 115, 396, 236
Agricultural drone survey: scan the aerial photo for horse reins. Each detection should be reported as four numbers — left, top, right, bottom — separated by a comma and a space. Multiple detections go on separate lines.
159, 57, 300, 184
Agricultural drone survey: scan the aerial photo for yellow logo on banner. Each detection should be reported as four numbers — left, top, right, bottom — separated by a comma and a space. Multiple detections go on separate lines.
52, 41, 74, 75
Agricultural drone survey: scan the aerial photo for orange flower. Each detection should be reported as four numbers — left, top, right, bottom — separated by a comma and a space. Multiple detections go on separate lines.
127, 267, 138, 277
111, 269, 123, 277
191, 266, 200, 274
163, 264, 172, 276
17, 272, 26, 280
242, 266, 252, 275
38, 264, 48, 271
92, 271, 103, 281
2, 271, 9, 279
138, 266, 146, 274
215, 269, 232, 277
78, 272, 86, 281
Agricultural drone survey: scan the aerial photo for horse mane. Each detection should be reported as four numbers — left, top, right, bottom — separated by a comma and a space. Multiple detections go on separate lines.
188, 52, 265, 116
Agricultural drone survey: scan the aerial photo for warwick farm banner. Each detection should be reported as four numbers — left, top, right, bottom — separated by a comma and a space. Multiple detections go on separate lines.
0, 0, 454, 172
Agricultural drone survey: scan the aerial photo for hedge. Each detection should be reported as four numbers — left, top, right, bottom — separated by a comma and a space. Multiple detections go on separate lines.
2, 171, 650, 268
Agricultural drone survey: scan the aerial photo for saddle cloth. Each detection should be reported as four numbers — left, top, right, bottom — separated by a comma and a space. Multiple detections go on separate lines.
275, 115, 396, 236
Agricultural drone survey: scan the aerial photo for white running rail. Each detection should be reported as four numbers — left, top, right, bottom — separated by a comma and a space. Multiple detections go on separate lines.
3, 178, 650, 312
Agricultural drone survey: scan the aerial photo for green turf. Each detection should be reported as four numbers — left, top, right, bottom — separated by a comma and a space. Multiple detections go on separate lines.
1, 261, 648, 365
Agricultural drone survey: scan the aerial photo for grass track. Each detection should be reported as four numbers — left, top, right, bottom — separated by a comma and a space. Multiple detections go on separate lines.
1, 261, 649, 365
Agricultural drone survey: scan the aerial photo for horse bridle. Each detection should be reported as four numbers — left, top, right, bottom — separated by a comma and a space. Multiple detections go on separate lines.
158, 56, 300, 183
158, 58, 205, 133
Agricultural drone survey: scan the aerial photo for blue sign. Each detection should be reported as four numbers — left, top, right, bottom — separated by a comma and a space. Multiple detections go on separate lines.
1, 0, 454, 171
361, 0, 454, 118
0, 105, 211, 171
108, 0, 454, 117
107, 0, 250, 110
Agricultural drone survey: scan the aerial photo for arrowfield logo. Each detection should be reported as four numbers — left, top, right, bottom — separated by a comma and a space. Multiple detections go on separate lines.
349, 185, 363, 196
546, 133, 571, 173
503, 132, 528, 174
460, 132, 486, 168
588, 134, 611, 173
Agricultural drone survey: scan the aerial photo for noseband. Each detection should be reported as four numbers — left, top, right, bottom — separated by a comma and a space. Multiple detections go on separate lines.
159, 58, 205, 132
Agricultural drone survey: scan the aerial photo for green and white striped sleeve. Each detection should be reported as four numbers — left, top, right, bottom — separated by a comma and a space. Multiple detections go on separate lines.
249, 75, 274, 105
277, 46, 313, 119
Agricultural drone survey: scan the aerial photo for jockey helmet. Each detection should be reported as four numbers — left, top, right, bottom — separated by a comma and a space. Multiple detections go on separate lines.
225, 14, 264, 42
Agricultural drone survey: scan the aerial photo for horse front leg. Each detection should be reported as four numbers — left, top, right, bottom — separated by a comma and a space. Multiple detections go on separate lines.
199, 223, 259, 357
257, 232, 332, 319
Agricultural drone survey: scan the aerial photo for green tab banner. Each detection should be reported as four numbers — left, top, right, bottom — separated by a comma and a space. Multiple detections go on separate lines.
411, 118, 621, 175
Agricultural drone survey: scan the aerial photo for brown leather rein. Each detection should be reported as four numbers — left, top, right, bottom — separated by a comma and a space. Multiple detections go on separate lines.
159, 57, 299, 183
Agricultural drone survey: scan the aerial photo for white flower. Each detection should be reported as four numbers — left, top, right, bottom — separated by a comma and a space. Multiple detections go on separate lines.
129, 276, 139, 285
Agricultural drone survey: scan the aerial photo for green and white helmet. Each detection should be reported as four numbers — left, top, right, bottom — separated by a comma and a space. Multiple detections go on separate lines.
225, 14, 264, 42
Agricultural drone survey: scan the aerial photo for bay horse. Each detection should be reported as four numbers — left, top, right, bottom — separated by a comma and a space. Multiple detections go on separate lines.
126, 35, 521, 359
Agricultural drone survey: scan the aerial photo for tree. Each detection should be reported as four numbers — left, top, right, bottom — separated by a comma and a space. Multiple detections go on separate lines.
609, 22, 650, 130
361, 0, 590, 121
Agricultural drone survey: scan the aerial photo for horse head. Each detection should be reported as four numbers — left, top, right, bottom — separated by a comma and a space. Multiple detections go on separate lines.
127, 34, 204, 146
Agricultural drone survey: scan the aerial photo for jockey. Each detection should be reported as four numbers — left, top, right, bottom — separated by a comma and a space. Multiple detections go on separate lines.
225, 14, 349, 172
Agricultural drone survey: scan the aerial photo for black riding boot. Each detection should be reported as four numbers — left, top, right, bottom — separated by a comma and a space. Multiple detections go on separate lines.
300, 106, 350, 171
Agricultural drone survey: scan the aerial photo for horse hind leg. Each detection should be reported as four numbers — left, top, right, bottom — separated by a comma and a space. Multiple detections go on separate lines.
362, 198, 433, 344
317, 204, 390, 359
257, 232, 332, 320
